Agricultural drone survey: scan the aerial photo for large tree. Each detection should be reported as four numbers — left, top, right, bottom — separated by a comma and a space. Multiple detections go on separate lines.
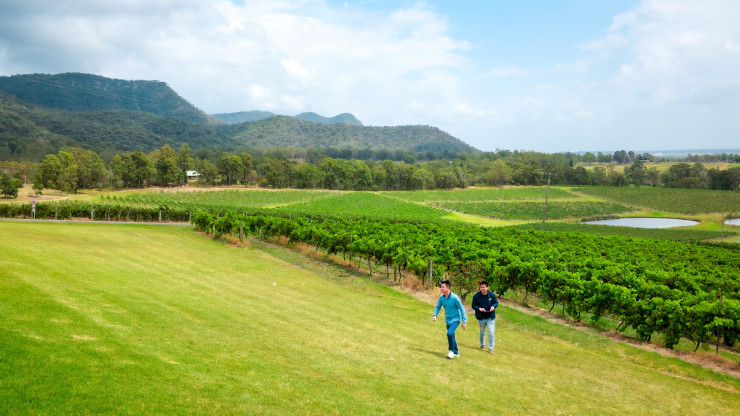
131, 151, 156, 188
583, 152, 597, 165
411, 168, 434, 190
238, 152, 254, 184
67, 147, 107, 190
177, 143, 193, 185
294, 163, 324, 189
625, 160, 646, 186
38, 151, 78, 194
55, 151, 79, 195
220, 153, 244, 185
196, 158, 219, 185
155, 144, 181, 186
1, 171, 22, 198
486, 159, 512, 187
110, 154, 133, 188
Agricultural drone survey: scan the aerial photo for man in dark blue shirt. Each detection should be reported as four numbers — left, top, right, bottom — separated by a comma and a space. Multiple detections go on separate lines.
471, 280, 499, 354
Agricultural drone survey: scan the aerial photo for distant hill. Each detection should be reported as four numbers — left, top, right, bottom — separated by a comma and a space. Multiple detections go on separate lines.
216, 116, 476, 153
212, 111, 363, 126
0, 73, 214, 125
294, 112, 362, 126
210, 111, 277, 124
0, 72, 479, 160
0, 95, 236, 160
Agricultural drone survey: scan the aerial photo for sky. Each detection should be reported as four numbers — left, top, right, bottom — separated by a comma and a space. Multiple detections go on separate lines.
1, 0, 739, 153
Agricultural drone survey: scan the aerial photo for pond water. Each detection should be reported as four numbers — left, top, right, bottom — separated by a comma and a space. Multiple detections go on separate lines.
582, 218, 699, 229
725, 218, 740, 226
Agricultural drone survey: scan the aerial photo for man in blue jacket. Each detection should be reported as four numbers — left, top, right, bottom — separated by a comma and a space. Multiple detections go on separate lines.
432, 280, 467, 359
471, 280, 499, 354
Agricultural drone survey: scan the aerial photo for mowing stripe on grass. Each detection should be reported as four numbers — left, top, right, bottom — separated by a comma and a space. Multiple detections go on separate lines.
1, 221, 738, 415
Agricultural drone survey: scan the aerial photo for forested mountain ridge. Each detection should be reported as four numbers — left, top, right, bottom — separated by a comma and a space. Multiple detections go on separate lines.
294, 112, 362, 126
217, 115, 476, 153
211, 111, 363, 126
0, 96, 79, 160
0, 73, 215, 125
210, 110, 277, 124
0, 72, 479, 161
0, 96, 236, 160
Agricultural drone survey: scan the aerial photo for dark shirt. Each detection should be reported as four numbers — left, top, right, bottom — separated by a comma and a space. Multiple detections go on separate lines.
471, 291, 499, 321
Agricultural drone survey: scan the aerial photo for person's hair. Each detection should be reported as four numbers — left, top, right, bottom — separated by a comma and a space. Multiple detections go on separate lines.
479, 280, 488, 287
440, 280, 451, 288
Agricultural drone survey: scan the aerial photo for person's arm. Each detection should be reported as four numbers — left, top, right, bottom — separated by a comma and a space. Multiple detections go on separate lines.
492, 293, 499, 309
433, 296, 443, 320
471, 293, 483, 312
456, 296, 467, 325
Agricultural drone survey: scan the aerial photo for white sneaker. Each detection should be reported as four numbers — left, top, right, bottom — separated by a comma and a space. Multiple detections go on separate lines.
446, 351, 455, 359
455, 353, 459, 358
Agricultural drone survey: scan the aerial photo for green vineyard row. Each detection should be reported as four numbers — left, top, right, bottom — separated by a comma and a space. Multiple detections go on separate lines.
190, 211, 739, 350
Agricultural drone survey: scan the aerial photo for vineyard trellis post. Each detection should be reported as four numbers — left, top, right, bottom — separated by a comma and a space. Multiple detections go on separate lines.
716, 289, 723, 354
542, 171, 553, 231
427, 257, 433, 288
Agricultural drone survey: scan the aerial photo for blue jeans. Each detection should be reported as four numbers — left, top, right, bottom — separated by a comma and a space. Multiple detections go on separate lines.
478, 318, 495, 350
446, 321, 460, 354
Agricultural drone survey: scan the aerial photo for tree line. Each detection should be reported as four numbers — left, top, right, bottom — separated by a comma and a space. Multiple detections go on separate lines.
1, 145, 739, 197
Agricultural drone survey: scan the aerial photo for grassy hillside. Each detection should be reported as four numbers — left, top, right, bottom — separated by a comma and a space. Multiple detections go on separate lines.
1, 221, 738, 415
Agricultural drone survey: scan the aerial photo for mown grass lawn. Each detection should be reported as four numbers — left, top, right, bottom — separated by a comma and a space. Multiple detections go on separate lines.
1, 221, 738, 415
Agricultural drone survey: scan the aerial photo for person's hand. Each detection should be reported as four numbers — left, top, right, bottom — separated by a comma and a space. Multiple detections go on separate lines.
432, 315, 437, 322
490, 307, 495, 312
462, 323, 467, 330
478, 307, 486, 312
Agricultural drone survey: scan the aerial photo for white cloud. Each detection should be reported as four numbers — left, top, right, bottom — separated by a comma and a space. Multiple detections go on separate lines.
0, 1, 469, 120
280, 59, 314, 81
471, 0, 740, 151
488, 66, 530, 78
595, 0, 740, 106
0, 0, 738, 152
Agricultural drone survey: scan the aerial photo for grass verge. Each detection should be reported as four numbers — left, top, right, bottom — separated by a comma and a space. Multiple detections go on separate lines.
1, 221, 738, 415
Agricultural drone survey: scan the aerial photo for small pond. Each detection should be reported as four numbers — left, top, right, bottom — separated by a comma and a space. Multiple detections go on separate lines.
725, 218, 740, 226
582, 218, 699, 229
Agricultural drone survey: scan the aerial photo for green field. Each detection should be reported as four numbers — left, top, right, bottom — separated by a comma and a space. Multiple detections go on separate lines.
510, 222, 738, 241
385, 187, 573, 201
108, 191, 447, 222
437, 200, 632, 220
575, 186, 740, 214
4, 185, 740, 242
274, 192, 447, 221
580, 162, 731, 174
119, 189, 338, 208
1, 221, 738, 415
